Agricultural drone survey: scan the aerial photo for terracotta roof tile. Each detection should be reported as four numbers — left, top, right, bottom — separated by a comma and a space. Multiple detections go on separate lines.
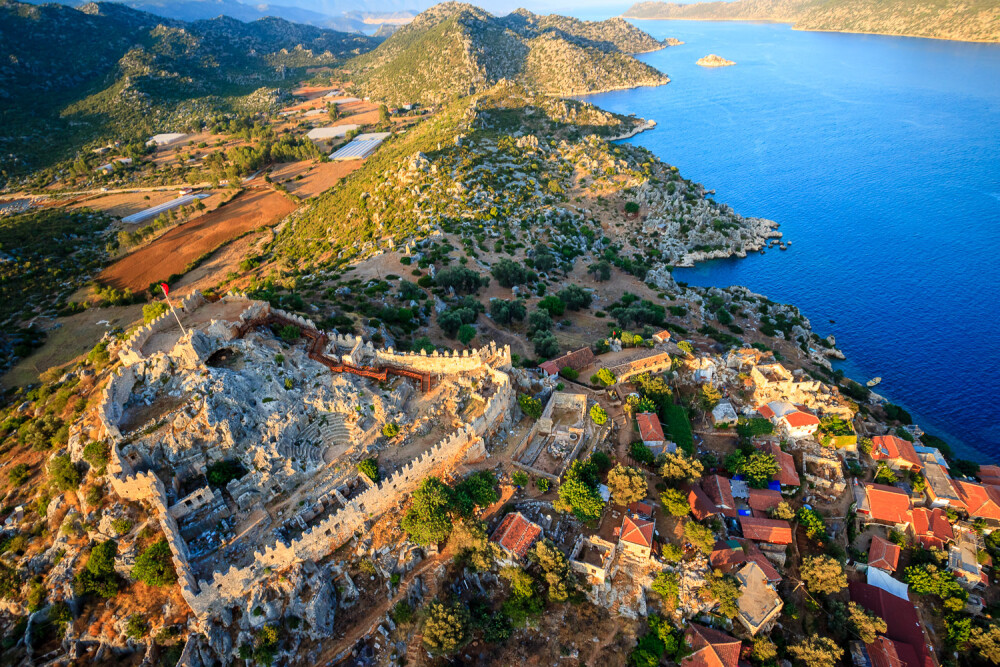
739, 516, 793, 544
764, 442, 800, 487
637, 412, 666, 442
869, 535, 901, 572
682, 623, 742, 667
864, 484, 912, 525
703, 475, 736, 515
620, 515, 654, 549
688, 484, 717, 521
953, 480, 1000, 522
783, 411, 820, 428
490, 512, 542, 560
872, 435, 922, 469
909, 507, 954, 549
850, 582, 935, 667
747, 488, 783, 513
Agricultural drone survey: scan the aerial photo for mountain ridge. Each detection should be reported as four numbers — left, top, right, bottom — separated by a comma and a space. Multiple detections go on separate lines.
345, 2, 673, 107
622, 0, 1000, 43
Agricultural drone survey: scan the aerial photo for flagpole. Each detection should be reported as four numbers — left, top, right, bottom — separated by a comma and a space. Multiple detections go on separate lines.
160, 284, 187, 336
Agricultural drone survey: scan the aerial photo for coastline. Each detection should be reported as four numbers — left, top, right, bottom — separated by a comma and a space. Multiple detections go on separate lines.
620, 15, 1000, 44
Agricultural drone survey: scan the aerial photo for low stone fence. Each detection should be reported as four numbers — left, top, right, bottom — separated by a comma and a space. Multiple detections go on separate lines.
118, 292, 207, 366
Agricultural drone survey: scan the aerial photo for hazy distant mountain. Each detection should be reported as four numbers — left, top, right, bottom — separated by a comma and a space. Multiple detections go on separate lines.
347, 2, 672, 106
25, 0, 419, 32
0, 0, 377, 175
623, 0, 1000, 43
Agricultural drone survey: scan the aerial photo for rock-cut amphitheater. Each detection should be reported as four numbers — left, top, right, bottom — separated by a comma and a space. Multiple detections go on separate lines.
94, 291, 516, 622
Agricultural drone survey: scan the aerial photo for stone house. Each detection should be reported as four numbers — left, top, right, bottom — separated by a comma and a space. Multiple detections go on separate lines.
734, 561, 783, 635
871, 435, 923, 472
490, 512, 543, 566
867, 535, 901, 573
681, 623, 741, 667
711, 399, 738, 426
618, 514, 654, 559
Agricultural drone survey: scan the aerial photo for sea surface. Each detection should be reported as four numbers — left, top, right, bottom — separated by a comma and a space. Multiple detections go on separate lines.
578, 20, 1000, 462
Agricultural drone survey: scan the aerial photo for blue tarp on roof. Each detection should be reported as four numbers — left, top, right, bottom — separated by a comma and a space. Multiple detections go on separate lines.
738, 509, 752, 516
768, 480, 783, 492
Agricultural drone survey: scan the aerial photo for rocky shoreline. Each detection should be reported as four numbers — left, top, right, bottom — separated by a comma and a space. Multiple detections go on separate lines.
697, 54, 736, 67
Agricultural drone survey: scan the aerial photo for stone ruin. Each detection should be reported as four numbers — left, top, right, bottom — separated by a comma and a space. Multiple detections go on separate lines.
92, 291, 517, 627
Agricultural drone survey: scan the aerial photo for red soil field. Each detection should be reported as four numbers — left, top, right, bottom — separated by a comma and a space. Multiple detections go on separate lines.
97, 188, 297, 292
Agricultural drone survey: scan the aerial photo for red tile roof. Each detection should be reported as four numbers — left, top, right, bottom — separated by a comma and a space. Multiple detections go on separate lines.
637, 412, 666, 442
628, 501, 655, 519
979, 465, 1000, 486
739, 516, 793, 544
747, 488, 783, 513
682, 623, 742, 667
490, 512, 542, 560
710, 546, 748, 571
953, 480, 1000, 522
703, 475, 736, 515
868, 535, 901, 572
540, 347, 594, 375
764, 442, 800, 487
909, 507, 955, 549
620, 515, 654, 549
688, 484, 717, 521
872, 435, 922, 470
783, 410, 820, 428
867, 636, 920, 667
757, 404, 776, 420
850, 582, 935, 667
864, 484, 912, 525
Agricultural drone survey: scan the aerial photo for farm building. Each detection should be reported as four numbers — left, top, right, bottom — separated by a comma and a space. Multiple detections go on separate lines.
330, 132, 392, 161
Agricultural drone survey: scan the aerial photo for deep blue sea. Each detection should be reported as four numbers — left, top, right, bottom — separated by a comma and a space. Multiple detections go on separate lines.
578, 20, 1000, 462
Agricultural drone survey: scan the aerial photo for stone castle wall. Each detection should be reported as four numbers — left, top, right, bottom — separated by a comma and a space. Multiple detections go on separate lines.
186, 425, 481, 617
96, 291, 517, 620
118, 292, 206, 366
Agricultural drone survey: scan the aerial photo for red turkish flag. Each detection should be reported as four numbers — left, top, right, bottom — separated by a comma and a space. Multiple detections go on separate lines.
159, 282, 170, 297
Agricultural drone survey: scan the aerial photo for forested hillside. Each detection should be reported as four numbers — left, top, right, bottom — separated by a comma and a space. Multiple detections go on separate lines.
0, 0, 376, 180
345, 3, 672, 107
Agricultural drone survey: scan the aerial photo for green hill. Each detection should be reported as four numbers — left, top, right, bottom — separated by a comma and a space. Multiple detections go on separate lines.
0, 0, 376, 183
345, 3, 672, 107
622, 0, 1000, 42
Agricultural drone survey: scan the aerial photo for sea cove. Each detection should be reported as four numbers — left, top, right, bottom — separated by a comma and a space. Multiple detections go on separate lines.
582, 19, 1000, 461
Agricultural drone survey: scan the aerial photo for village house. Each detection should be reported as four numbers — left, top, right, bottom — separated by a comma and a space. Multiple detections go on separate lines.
711, 399, 738, 426
870, 434, 923, 472
618, 514, 654, 559
734, 561, 783, 635
538, 347, 595, 377
703, 475, 737, 517
979, 465, 1000, 487
867, 535, 901, 573
739, 516, 793, 545
948, 529, 987, 589
757, 401, 821, 439
681, 623, 742, 667
688, 484, 720, 521
652, 330, 672, 346
952, 480, 1000, 526
922, 461, 962, 508
637, 413, 673, 454
909, 507, 955, 550
761, 440, 800, 490
857, 483, 912, 529
850, 581, 937, 667
490, 512, 543, 566
747, 488, 783, 517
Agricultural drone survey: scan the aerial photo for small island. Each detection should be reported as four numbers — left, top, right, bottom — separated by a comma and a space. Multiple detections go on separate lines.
697, 54, 736, 67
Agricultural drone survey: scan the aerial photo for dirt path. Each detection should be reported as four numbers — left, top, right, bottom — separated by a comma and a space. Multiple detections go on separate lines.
97, 188, 297, 292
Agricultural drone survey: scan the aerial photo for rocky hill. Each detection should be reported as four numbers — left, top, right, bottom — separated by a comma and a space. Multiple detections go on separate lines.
345, 3, 672, 107
0, 0, 376, 178
623, 0, 1000, 43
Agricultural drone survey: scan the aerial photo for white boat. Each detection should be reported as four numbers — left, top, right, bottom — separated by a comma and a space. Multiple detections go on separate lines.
866, 377, 882, 387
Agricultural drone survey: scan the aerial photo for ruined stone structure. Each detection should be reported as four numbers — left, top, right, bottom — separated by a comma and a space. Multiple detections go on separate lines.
94, 292, 516, 621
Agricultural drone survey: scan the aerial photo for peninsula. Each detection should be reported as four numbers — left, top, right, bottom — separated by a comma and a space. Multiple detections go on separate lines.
623, 0, 1000, 43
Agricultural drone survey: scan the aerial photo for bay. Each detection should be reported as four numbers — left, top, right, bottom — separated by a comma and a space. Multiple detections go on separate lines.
579, 20, 1000, 461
